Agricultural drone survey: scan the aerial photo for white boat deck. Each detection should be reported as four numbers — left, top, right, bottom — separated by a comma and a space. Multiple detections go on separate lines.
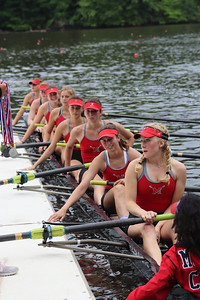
0, 135, 94, 300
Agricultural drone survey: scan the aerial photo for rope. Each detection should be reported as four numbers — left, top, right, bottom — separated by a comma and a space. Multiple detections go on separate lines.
0, 80, 14, 147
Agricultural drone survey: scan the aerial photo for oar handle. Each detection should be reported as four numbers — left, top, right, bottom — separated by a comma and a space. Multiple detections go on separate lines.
0, 226, 65, 242
90, 180, 114, 186
34, 123, 45, 127
34, 123, 56, 128
0, 172, 35, 186
21, 106, 30, 109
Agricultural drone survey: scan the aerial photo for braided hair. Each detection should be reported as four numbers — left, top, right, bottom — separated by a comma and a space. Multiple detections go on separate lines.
135, 123, 171, 182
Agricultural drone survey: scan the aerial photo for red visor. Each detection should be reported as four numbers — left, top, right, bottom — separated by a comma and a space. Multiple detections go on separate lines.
40, 84, 49, 91
29, 79, 41, 85
69, 98, 84, 106
171, 201, 180, 214
45, 87, 59, 95
99, 129, 118, 140
84, 102, 102, 111
134, 126, 168, 140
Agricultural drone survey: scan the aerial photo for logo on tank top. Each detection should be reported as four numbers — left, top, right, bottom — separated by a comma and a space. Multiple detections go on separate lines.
113, 174, 125, 180
149, 185, 165, 194
90, 145, 102, 152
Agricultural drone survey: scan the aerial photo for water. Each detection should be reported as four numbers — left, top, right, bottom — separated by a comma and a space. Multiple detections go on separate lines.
1, 23, 200, 298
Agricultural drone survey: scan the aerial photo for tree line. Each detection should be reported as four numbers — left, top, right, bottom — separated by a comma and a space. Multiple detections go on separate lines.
0, 0, 200, 31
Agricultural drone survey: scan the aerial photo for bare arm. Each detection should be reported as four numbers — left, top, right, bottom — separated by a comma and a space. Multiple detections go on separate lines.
27, 99, 39, 125
48, 154, 104, 221
13, 92, 32, 126
42, 109, 58, 142
0, 81, 7, 97
128, 147, 141, 160
64, 125, 83, 167
110, 121, 135, 147
19, 104, 47, 143
25, 122, 66, 170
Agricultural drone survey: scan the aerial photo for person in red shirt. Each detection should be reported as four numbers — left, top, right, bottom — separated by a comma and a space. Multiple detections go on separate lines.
27, 81, 49, 126
62, 98, 134, 206
41, 86, 75, 149
126, 193, 200, 299
13, 78, 41, 126
48, 123, 140, 222
125, 123, 186, 265
22, 97, 85, 170
16, 86, 60, 144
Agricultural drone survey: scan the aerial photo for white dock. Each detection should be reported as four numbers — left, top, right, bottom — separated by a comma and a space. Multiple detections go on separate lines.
0, 135, 94, 300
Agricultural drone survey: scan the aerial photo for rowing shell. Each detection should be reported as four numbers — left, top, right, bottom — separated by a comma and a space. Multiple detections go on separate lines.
19, 131, 194, 299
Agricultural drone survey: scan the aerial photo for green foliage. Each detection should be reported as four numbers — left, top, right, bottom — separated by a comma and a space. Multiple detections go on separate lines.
0, 0, 199, 31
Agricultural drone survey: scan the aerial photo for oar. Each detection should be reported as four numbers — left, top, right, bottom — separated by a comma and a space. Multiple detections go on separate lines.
1, 126, 27, 133
21, 106, 31, 109
1, 142, 80, 158
0, 162, 91, 186
90, 180, 200, 193
5, 141, 200, 159
103, 112, 200, 125
0, 213, 174, 242
134, 149, 200, 159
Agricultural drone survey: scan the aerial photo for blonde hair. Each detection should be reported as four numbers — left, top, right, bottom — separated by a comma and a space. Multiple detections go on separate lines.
40, 80, 49, 86
60, 86, 75, 97
136, 123, 171, 182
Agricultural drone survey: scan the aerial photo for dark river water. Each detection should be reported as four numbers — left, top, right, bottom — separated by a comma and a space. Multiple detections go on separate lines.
0, 23, 200, 299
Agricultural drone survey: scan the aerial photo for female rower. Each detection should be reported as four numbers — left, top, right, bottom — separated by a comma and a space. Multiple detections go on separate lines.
16, 86, 60, 144
42, 86, 75, 145
63, 98, 134, 205
0, 80, 7, 97
13, 78, 42, 126
48, 123, 140, 222
27, 81, 49, 126
124, 123, 186, 265
126, 193, 200, 299
23, 97, 85, 170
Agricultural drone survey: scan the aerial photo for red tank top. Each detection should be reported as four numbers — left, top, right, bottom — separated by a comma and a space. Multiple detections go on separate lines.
103, 150, 130, 189
64, 119, 79, 151
30, 92, 35, 106
80, 123, 105, 163
55, 107, 66, 127
136, 160, 176, 212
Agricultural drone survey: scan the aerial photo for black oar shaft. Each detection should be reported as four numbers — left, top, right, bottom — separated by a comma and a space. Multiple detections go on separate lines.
0, 232, 30, 242
103, 112, 200, 124
63, 215, 166, 234
15, 142, 50, 149
134, 149, 200, 159
34, 163, 89, 178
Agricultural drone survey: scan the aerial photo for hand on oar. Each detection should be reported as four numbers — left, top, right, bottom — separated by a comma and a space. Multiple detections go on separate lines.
48, 207, 67, 222
20, 165, 36, 171
15, 140, 23, 145
0, 213, 175, 243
